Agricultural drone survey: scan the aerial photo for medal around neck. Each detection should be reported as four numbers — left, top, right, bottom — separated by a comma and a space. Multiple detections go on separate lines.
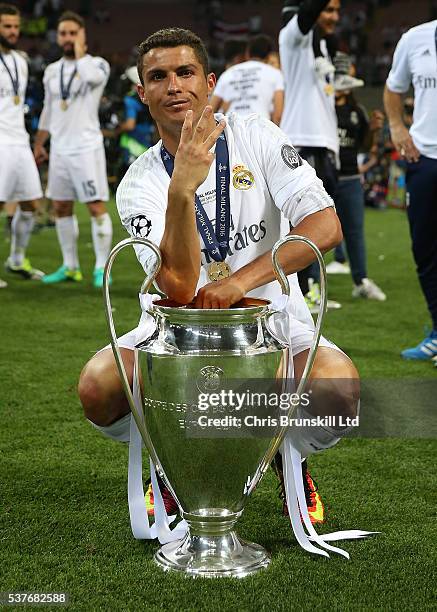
13, 95, 20, 105
103, 235, 327, 577
207, 260, 231, 282
60, 99, 68, 111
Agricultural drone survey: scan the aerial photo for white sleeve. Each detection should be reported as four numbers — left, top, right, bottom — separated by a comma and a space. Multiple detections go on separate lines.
245, 117, 334, 226
386, 32, 412, 93
116, 160, 166, 275
38, 68, 52, 132
76, 55, 110, 87
279, 14, 306, 48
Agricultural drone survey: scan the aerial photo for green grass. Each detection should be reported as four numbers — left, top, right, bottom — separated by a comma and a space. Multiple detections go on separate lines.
1, 204, 436, 611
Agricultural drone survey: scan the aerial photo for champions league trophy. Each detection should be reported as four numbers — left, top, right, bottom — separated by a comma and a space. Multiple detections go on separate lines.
103, 235, 327, 578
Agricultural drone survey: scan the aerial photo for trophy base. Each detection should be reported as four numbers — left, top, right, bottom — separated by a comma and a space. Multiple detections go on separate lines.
155, 530, 270, 578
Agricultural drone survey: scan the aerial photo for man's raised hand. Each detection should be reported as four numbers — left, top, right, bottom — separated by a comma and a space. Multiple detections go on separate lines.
171, 106, 226, 193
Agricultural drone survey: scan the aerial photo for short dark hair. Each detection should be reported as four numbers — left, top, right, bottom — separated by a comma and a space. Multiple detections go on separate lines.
248, 34, 273, 60
137, 28, 209, 85
0, 3, 20, 19
58, 10, 85, 29
223, 38, 247, 64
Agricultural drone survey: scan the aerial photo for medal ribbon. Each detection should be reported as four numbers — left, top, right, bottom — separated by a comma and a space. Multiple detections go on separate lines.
60, 60, 77, 102
160, 131, 231, 262
0, 51, 19, 98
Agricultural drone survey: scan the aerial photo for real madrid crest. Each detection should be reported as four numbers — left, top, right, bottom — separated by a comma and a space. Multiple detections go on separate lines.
232, 165, 255, 190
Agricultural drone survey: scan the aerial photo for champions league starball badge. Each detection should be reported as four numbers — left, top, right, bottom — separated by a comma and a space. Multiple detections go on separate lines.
131, 215, 152, 238
281, 144, 302, 170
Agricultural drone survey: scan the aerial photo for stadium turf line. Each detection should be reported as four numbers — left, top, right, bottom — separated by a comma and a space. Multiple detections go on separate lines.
0, 204, 435, 611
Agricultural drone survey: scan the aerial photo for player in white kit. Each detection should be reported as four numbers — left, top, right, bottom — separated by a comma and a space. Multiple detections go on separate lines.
33, 11, 113, 288
0, 3, 44, 288
78, 29, 361, 526
210, 34, 284, 125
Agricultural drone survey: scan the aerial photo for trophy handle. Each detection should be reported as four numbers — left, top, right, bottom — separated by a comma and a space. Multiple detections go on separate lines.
271, 234, 327, 398
103, 237, 162, 464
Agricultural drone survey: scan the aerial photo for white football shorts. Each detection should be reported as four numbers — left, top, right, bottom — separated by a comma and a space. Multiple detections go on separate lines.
46, 145, 109, 203
0, 144, 43, 202
89, 318, 341, 443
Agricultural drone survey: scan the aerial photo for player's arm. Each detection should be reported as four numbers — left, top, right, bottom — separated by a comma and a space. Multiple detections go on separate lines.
271, 89, 284, 126
74, 29, 109, 86
384, 31, 419, 163
157, 107, 226, 304
194, 202, 341, 308
297, 0, 331, 34
34, 69, 51, 164
384, 87, 419, 163
194, 118, 340, 308
33, 129, 50, 164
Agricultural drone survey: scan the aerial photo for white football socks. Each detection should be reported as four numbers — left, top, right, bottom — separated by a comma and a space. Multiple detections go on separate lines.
91, 212, 113, 270
10, 208, 35, 266
55, 215, 80, 270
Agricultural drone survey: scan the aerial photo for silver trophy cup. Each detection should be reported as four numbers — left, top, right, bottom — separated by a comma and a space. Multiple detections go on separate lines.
103, 236, 327, 577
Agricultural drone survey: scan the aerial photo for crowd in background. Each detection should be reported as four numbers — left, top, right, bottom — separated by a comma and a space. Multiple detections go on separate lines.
3, 0, 424, 229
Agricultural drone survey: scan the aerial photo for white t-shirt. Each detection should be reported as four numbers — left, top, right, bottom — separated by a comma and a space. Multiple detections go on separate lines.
0, 50, 29, 146
38, 54, 109, 154
279, 15, 338, 154
386, 20, 437, 159
117, 113, 334, 328
213, 60, 284, 119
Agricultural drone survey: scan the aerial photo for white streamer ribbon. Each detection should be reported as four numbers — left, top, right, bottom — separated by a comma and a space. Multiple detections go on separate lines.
268, 296, 378, 559
127, 293, 187, 543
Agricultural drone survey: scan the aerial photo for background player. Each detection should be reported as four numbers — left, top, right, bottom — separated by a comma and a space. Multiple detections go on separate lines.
210, 34, 284, 125
384, 18, 437, 361
33, 11, 113, 288
0, 3, 44, 288
279, 0, 341, 312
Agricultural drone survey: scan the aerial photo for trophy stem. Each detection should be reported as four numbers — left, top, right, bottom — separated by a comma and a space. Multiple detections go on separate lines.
154, 526, 270, 578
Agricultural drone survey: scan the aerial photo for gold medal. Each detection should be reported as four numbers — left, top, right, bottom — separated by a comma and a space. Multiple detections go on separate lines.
13, 95, 20, 105
207, 261, 231, 282
61, 99, 68, 111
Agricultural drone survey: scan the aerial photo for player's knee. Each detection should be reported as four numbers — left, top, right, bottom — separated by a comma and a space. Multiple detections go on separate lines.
78, 349, 133, 426
307, 351, 360, 421
78, 359, 117, 425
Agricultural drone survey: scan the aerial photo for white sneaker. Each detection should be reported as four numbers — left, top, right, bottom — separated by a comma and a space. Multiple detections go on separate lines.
315, 56, 335, 79
0, 278, 7, 288
305, 279, 342, 314
334, 74, 364, 91
325, 261, 351, 275
352, 278, 386, 301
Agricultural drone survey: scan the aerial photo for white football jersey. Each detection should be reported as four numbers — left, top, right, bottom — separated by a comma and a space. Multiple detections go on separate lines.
386, 20, 437, 159
213, 60, 284, 119
38, 54, 109, 154
279, 15, 338, 154
0, 50, 29, 146
117, 113, 334, 327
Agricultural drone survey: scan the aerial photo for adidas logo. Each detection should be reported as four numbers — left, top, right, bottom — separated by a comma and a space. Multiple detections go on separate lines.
422, 49, 431, 56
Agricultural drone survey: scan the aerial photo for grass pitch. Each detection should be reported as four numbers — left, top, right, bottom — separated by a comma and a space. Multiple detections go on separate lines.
1, 204, 436, 611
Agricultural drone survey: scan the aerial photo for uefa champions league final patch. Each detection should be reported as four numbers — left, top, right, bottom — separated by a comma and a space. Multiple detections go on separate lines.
281, 144, 303, 170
